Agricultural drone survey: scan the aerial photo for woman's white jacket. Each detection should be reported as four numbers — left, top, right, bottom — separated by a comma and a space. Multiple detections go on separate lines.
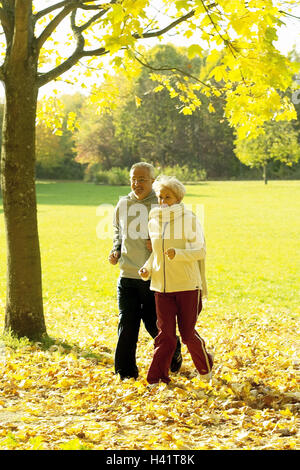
141, 203, 207, 296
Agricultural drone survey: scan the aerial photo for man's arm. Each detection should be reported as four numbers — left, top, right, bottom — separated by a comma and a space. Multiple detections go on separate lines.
108, 203, 122, 264
138, 252, 154, 280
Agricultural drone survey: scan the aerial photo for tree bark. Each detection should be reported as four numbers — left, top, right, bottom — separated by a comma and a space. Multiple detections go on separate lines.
1, 77, 46, 340
0, 2, 46, 340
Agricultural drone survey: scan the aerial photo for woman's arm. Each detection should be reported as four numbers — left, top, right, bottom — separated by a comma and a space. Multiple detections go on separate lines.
170, 215, 206, 262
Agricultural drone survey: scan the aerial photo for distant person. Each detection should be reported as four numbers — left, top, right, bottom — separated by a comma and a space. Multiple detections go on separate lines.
139, 175, 213, 385
108, 163, 182, 380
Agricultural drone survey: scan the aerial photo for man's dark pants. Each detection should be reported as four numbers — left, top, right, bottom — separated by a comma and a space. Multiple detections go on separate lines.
114, 277, 181, 379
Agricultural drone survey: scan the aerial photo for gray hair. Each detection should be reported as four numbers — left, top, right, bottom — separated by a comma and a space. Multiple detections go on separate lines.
130, 162, 155, 179
153, 175, 186, 202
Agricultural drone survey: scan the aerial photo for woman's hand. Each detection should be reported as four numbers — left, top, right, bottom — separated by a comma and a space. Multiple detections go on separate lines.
165, 248, 175, 260
139, 268, 149, 278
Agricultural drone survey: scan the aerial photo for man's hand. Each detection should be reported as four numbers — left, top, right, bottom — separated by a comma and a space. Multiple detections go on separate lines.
146, 239, 152, 251
108, 251, 120, 265
138, 267, 149, 279
165, 248, 175, 260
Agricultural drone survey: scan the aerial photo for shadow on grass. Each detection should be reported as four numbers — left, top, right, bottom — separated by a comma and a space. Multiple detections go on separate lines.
0, 181, 211, 210
219, 377, 300, 414
184, 192, 210, 198
0, 331, 114, 365
0, 183, 212, 219
36, 181, 131, 207
41, 334, 113, 362
35, 182, 212, 206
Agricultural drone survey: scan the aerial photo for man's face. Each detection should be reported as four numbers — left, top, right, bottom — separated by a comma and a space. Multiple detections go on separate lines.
130, 168, 154, 200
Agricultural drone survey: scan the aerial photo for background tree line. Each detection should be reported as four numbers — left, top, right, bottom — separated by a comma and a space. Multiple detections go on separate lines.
1, 44, 299, 183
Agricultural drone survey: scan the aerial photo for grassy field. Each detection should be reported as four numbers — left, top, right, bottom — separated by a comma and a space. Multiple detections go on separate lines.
0, 180, 299, 450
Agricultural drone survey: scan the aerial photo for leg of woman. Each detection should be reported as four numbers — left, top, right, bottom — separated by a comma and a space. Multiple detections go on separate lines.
139, 281, 182, 373
176, 290, 213, 375
146, 292, 178, 384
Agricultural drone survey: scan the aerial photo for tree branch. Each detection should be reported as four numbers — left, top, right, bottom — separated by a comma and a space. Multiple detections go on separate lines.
37, 5, 109, 87
0, 6, 10, 31
9, 0, 31, 63
34, 0, 70, 20
37, 45, 108, 87
81, 46, 108, 57
279, 9, 300, 21
133, 50, 213, 91
36, 3, 220, 89
34, 1, 106, 21
0, 64, 4, 81
36, 2, 112, 51
200, 0, 238, 58
0, 5, 13, 48
77, 9, 108, 32
36, 6, 75, 51
37, 52, 82, 87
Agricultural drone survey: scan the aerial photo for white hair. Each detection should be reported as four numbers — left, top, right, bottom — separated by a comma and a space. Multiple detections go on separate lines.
152, 175, 186, 202
130, 162, 155, 179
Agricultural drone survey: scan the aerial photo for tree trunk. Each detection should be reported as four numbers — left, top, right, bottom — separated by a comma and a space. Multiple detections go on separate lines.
1, 73, 46, 340
263, 162, 268, 185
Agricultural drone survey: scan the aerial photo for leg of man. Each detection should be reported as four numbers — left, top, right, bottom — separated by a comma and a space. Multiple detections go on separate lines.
138, 279, 158, 339
114, 277, 142, 379
147, 292, 178, 384
175, 290, 213, 375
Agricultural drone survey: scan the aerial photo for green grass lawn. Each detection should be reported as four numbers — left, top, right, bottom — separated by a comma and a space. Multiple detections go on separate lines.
0, 180, 299, 450
0, 180, 299, 346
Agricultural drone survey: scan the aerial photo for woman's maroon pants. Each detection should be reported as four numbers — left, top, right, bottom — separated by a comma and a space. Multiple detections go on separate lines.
147, 290, 213, 384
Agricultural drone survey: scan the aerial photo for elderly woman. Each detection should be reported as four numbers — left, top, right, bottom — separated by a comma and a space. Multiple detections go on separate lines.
139, 175, 213, 385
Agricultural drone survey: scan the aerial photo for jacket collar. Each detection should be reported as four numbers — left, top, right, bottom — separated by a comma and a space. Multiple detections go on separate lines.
150, 203, 185, 223
128, 189, 157, 203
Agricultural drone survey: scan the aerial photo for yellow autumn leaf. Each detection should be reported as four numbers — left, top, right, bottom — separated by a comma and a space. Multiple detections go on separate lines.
56, 378, 75, 389
280, 408, 293, 417
181, 107, 193, 115
135, 96, 142, 107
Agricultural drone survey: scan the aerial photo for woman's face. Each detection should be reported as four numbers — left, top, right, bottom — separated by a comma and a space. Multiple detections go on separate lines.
157, 187, 179, 207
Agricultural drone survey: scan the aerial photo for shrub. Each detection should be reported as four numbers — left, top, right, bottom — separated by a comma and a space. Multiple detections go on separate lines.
156, 165, 206, 182
92, 167, 130, 185
87, 164, 206, 185
83, 163, 102, 183
94, 170, 109, 184
106, 167, 130, 185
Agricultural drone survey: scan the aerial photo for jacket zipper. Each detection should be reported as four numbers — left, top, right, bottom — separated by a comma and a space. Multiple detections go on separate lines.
162, 222, 168, 293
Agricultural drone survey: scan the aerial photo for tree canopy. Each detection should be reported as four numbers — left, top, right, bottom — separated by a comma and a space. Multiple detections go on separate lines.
73, 44, 240, 178
234, 120, 300, 183
1, 1, 298, 136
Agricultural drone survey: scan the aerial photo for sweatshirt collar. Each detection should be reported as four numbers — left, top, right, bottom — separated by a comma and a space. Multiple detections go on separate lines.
128, 189, 157, 203
150, 203, 185, 222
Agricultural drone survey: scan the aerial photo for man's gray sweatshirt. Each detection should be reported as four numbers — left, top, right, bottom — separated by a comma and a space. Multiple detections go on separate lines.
111, 190, 158, 279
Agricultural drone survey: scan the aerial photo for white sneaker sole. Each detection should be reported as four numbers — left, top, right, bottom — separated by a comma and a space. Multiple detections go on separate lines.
199, 371, 212, 383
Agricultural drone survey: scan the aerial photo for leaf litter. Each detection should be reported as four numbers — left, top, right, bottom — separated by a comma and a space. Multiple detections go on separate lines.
0, 302, 299, 450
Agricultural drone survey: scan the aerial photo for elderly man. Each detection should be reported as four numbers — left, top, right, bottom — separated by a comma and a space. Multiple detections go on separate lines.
109, 162, 182, 380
